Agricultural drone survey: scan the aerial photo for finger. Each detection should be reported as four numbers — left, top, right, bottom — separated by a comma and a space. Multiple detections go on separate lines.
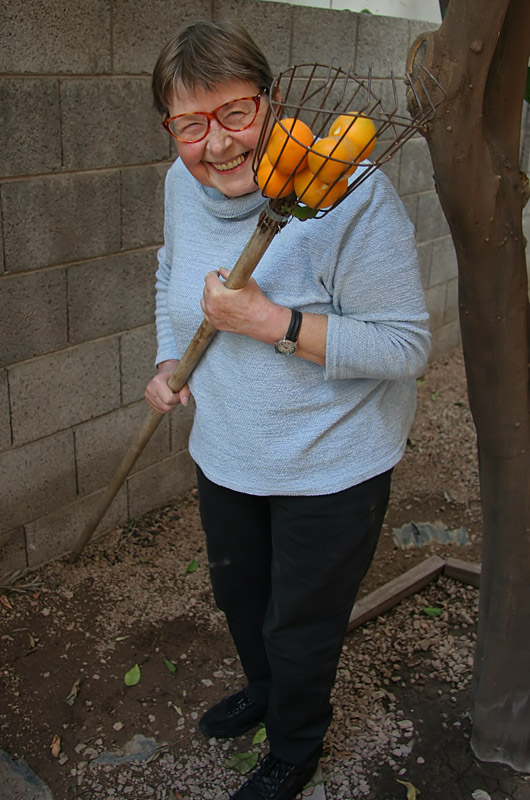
218, 267, 231, 279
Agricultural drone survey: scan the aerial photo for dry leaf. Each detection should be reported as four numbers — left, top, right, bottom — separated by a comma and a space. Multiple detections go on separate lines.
397, 779, 420, 800
65, 678, 81, 706
0, 594, 14, 610
51, 734, 61, 758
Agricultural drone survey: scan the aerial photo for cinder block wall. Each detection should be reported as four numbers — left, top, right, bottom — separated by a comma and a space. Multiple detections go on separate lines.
1, 0, 461, 576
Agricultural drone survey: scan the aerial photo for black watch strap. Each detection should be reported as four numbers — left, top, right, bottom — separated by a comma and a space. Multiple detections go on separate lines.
285, 309, 303, 344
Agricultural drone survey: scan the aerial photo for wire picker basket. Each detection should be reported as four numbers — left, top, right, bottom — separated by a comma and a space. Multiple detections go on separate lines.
253, 61, 444, 218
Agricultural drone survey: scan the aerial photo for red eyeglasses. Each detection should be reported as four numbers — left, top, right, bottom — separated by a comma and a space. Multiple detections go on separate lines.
163, 94, 264, 143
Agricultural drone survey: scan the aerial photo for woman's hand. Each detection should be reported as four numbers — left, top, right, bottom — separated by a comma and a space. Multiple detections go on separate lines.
201, 267, 290, 342
201, 267, 328, 365
145, 359, 191, 414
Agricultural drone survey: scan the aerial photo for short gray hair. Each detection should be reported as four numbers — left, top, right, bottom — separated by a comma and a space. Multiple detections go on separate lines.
152, 20, 274, 115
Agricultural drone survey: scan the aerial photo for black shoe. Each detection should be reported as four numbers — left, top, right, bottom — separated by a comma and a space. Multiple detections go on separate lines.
199, 690, 267, 738
229, 749, 322, 800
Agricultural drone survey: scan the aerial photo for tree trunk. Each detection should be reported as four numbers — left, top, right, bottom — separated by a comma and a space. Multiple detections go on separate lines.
407, 0, 530, 770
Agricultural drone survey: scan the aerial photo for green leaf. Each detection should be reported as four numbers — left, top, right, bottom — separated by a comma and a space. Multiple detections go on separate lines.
423, 607, 443, 617
252, 724, 267, 744
186, 559, 199, 573
525, 66, 530, 104
431, 390, 440, 400
291, 204, 318, 221
416, 378, 425, 386
124, 663, 141, 686
164, 658, 176, 674
226, 752, 259, 774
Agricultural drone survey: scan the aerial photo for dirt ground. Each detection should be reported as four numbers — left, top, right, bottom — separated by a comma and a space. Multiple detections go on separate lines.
1, 347, 529, 800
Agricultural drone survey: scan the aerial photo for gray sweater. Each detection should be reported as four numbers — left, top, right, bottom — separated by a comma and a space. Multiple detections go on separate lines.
155, 157, 431, 495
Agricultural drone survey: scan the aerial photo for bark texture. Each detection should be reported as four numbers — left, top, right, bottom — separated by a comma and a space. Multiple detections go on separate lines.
407, 0, 530, 770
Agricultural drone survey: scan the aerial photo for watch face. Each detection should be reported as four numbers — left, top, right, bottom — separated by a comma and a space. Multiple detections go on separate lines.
274, 339, 297, 355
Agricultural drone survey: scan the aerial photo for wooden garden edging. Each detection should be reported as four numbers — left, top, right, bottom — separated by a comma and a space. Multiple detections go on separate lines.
347, 556, 482, 632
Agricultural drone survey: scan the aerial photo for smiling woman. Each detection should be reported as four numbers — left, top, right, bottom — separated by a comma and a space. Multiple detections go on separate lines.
144, 18, 431, 800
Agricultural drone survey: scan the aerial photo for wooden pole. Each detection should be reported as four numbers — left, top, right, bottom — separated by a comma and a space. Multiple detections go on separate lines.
69, 200, 291, 563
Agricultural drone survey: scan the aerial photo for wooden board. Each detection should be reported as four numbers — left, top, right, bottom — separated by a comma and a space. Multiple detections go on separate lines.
444, 557, 481, 588
347, 555, 446, 631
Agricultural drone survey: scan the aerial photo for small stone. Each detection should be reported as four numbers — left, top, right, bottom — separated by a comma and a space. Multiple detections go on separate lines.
113, 722, 124, 731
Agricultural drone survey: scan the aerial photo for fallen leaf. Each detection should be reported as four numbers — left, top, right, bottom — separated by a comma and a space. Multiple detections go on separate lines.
397, 779, 420, 799
164, 658, 176, 674
252, 725, 267, 745
186, 559, 199, 573
124, 663, 141, 686
65, 678, 81, 706
423, 607, 443, 617
0, 595, 14, 610
51, 734, 61, 758
226, 752, 259, 774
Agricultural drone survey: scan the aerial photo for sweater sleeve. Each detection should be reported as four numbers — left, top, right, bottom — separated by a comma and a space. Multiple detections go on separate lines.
324, 170, 431, 381
154, 164, 180, 366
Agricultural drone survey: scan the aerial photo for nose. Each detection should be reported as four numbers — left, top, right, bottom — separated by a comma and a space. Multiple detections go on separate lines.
205, 119, 232, 153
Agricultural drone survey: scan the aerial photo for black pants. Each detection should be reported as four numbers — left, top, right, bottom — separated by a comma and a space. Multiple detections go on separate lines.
196, 466, 392, 764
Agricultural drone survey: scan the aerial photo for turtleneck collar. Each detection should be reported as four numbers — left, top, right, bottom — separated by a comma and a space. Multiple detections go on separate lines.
193, 180, 268, 220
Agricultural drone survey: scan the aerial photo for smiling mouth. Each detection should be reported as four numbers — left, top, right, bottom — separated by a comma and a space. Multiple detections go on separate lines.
209, 152, 249, 172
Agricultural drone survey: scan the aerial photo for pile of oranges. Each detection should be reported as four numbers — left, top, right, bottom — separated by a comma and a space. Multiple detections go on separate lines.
257, 113, 377, 210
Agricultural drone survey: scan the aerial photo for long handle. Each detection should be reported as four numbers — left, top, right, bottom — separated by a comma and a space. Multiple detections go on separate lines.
69, 206, 287, 562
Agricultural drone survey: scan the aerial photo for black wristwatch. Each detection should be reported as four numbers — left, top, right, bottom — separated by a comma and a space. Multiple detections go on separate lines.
274, 309, 303, 355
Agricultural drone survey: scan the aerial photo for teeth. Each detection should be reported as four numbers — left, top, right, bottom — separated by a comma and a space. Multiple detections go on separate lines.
211, 153, 247, 171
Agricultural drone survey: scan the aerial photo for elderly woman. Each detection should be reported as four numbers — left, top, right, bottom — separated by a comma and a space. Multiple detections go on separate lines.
145, 19, 430, 800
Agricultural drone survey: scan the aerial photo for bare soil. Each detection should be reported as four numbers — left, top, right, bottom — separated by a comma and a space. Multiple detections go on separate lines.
1, 347, 529, 800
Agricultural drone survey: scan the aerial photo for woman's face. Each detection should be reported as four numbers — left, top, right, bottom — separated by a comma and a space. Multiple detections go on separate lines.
168, 79, 268, 198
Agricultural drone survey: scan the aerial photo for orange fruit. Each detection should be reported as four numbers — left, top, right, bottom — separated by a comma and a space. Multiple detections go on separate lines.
256, 154, 295, 198
294, 168, 348, 210
307, 135, 357, 184
328, 113, 377, 159
266, 117, 314, 174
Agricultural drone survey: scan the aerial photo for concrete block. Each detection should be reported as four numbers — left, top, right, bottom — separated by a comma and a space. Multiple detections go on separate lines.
25, 487, 127, 568
74, 402, 170, 495
0, 79, 61, 178
0, 211, 4, 274
2, 172, 121, 273
67, 250, 157, 344
425, 282, 446, 332
0, 431, 77, 534
0, 528, 27, 579
355, 13, 410, 78
170, 399, 195, 454
0, 370, 11, 452
9, 339, 121, 446
112, 0, 212, 74
61, 78, 167, 170
0, 269, 67, 368
415, 189, 450, 243
430, 235, 458, 285
213, 0, 292, 77
121, 163, 170, 249
398, 137, 435, 195
127, 449, 196, 519
408, 19, 439, 50
0, 0, 111, 73
379, 150, 401, 194
290, 6, 358, 69
120, 324, 158, 405
443, 277, 459, 325
430, 320, 460, 361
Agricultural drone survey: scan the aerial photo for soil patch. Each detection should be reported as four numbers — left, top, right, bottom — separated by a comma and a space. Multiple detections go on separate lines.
1, 347, 529, 800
